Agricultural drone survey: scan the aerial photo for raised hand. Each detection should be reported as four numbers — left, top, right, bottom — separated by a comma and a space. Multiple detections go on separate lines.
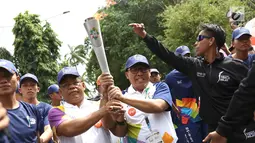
129, 23, 147, 38
107, 85, 124, 101
106, 100, 125, 122
97, 73, 114, 95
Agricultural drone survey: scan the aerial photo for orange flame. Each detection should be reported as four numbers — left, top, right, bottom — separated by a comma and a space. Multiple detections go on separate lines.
94, 12, 108, 20
106, 0, 117, 7
94, 0, 116, 20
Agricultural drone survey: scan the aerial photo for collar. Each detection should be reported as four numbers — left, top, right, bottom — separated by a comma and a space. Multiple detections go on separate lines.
127, 82, 154, 94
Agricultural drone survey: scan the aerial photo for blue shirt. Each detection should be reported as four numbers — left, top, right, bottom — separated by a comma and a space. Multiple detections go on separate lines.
37, 102, 52, 143
165, 69, 201, 124
228, 54, 255, 69
7, 101, 43, 143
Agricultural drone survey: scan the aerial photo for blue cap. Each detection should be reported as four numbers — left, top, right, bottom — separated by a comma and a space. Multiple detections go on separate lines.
232, 27, 251, 40
47, 84, 59, 95
57, 67, 80, 84
175, 46, 191, 56
0, 59, 17, 74
20, 73, 39, 86
125, 54, 149, 70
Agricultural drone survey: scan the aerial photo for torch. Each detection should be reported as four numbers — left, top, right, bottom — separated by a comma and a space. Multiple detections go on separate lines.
84, 17, 110, 74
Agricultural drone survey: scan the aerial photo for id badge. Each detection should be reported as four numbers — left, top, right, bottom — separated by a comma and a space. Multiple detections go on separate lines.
146, 130, 163, 143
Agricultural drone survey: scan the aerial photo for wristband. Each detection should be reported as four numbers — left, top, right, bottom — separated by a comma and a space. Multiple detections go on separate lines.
116, 121, 126, 126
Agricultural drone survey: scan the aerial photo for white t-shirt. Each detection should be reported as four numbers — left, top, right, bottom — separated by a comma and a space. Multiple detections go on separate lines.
48, 99, 111, 143
121, 82, 178, 143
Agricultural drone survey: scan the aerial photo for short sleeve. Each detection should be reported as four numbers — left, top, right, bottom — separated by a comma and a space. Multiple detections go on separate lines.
44, 104, 52, 126
153, 82, 173, 110
48, 107, 69, 129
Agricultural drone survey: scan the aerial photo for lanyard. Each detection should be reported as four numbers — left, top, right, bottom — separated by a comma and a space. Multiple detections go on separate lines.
145, 116, 152, 132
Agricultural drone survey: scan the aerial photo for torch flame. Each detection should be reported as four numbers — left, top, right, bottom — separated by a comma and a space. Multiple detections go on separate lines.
106, 0, 117, 7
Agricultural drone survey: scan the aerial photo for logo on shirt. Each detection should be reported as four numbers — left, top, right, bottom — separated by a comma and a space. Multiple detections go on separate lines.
128, 108, 136, 116
196, 72, 206, 77
217, 71, 230, 83
26, 116, 36, 127
177, 80, 182, 84
243, 128, 255, 139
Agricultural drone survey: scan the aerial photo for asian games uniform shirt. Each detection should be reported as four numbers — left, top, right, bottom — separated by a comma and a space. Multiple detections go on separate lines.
165, 69, 208, 143
37, 102, 53, 143
48, 99, 111, 143
122, 82, 178, 143
7, 101, 43, 143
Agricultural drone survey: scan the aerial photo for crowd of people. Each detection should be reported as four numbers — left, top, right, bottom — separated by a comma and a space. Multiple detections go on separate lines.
0, 17, 255, 143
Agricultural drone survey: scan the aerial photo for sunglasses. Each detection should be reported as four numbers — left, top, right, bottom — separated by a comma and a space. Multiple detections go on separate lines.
197, 35, 212, 41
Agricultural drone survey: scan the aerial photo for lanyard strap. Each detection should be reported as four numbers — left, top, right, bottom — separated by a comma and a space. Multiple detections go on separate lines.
145, 116, 152, 132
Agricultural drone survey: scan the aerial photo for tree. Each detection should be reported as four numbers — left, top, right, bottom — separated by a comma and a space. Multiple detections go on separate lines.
86, 0, 177, 89
161, 0, 255, 52
0, 47, 13, 61
12, 11, 61, 101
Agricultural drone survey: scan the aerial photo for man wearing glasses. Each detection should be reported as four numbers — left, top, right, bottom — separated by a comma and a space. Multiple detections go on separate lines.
129, 23, 248, 136
100, 54, 178, 143
48, 67, 120, 143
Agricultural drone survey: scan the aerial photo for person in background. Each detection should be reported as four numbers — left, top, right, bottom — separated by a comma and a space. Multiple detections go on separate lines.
48, 84, 62, 106
229, 27, 255, 69
249, 47, 255, 54
19, 73, 53, 143
15, 83, 22, 101
165, 45, 207, 143
150, 68, 161, 83
100, 54, 178, 143
0, 59, 43, 142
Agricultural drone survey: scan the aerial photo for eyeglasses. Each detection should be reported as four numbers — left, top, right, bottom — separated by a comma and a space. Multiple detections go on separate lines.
197, 35, 212, 41
128, 67, 149, 74
60, 81, 82, 89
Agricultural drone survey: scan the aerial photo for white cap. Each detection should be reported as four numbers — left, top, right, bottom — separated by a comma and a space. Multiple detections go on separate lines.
150, 68, 159, 74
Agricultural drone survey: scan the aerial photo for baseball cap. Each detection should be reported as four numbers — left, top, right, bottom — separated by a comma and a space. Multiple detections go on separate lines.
0, 59, 17, 74
150, 68, 159, 74
125, 54, 150, 70
175, 46, 191, 56
57, 67, 80, 84
232, 27, 251, 40
47, 84, 59, 95
20, 73, 39, 86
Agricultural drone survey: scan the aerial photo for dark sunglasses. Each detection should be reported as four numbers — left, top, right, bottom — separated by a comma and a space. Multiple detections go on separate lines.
197, 35, 212, 41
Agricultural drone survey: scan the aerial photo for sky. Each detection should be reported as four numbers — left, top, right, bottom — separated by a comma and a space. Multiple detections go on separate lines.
0, 0, 106, 76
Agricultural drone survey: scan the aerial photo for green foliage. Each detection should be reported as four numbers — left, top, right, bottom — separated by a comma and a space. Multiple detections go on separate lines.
12, 11, 62, 100
161, 0, 255, 52
86, 0, 176, 89
0, 47, 13, 61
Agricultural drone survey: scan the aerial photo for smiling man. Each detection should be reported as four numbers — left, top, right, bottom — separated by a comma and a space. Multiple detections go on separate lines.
20, 73, 53, 143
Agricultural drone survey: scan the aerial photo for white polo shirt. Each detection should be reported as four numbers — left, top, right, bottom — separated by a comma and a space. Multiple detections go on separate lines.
48, 99, 111, 143
121, 82, 178, 143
